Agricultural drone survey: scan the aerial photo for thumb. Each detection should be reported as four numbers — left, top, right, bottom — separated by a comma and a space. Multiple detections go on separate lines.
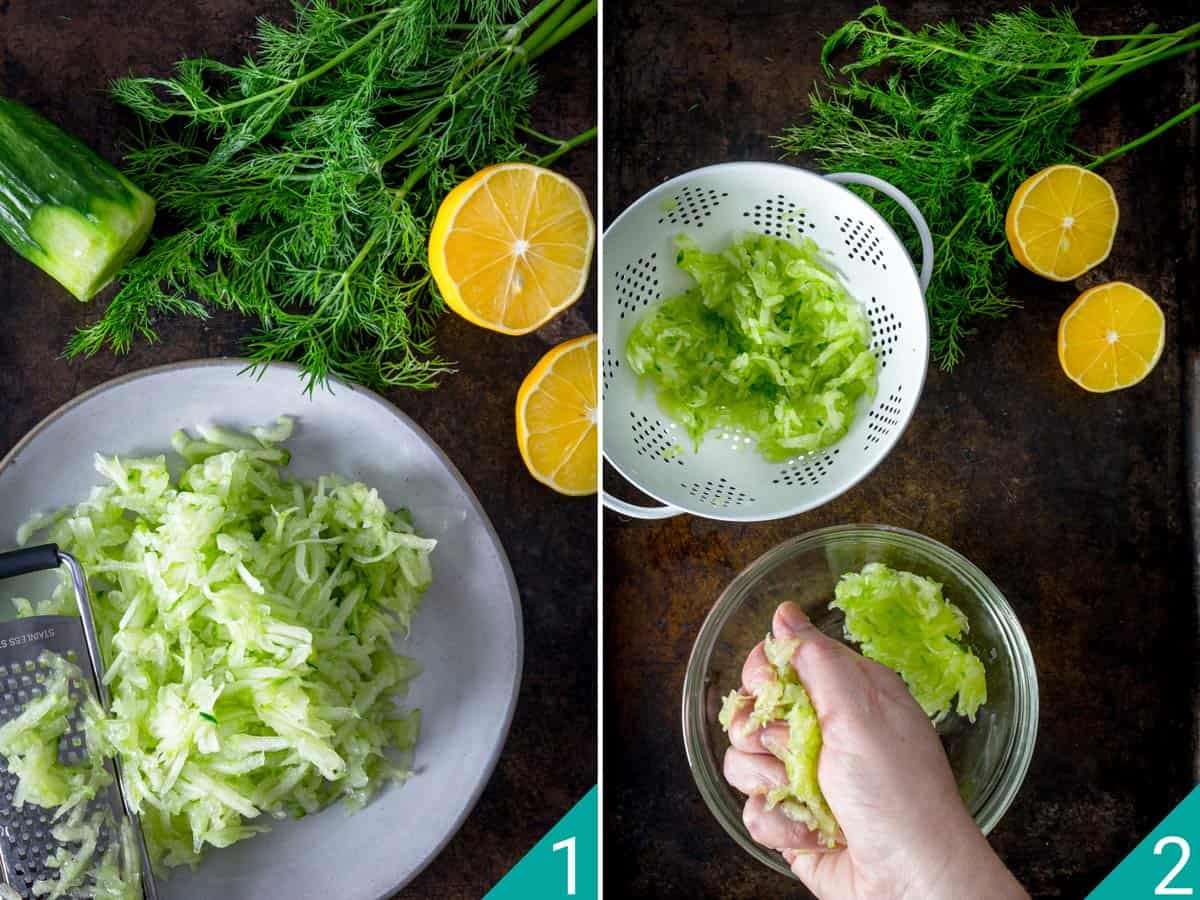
771, 601, 824, 644
772, 601, 870, 733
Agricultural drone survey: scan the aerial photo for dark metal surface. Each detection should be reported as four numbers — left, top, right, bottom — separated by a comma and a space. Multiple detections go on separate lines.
0, 3, 597, 898
604, 1, 1198, 897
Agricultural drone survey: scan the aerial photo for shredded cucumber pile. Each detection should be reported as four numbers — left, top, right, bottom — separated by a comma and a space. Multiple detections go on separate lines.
626, 233, 876, 461
720, 565, 988, 847
0, 653, 142, 899
719, 636, 840, 848
833, 563, 987, 723
10, 418, 432, 875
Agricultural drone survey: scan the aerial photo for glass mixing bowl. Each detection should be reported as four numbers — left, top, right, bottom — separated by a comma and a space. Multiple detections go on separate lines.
682, 524, 1038, 880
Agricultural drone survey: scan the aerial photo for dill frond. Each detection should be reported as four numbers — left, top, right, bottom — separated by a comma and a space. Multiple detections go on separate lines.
779, 6, 1200, 369
76, 0, 595, 392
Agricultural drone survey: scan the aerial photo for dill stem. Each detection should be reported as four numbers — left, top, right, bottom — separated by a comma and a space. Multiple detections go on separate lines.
375, 50, 511, 167
521, 0, 584, 59
849, 22, 1197, 72
534, 126, 597, 166
1074, 39, 1200, 103
341, 7, 401, 27
526, 1, 597, 63
376, 0, 595, 169
511, 0, 567, 37
935, 164, 1009, 264
308, 163, 431, 324
1086, 101, 1200, 169
516, 122, 563, 144
967, 25, 1198, 164
158, 10, 402, 119
1090, 30, 1160, 41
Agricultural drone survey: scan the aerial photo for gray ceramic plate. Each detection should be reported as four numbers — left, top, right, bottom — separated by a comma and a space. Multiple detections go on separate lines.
0, 360, 523, 900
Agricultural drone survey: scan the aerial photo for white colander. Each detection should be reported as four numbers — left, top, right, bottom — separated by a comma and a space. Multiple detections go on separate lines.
602, 162, 933, 522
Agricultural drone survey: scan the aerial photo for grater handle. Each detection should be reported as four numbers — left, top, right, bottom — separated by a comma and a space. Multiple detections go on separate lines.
824, 171, 935, 295
0, 543, 60, 579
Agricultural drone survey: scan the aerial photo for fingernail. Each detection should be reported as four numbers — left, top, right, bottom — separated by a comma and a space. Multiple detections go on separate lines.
778, 602, 809, 636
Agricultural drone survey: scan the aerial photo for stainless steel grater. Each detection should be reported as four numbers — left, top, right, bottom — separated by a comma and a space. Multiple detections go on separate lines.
0, 545, 157, 899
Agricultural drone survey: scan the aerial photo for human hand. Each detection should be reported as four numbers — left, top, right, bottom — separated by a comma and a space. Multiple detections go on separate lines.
722, 601, 1027, 900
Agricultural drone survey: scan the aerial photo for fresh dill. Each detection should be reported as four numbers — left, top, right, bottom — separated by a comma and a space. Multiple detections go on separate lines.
777, 6, 1200, 369
69, 0, 597, 392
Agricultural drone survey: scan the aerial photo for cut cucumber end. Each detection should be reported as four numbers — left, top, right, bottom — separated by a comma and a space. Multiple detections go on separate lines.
26, 183, 156, 302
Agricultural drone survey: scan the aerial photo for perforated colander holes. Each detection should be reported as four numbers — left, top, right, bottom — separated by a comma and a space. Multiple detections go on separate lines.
866, 304, 902, 367
681, 477, 756, 508
657, 186, 728, 228
835, 215, 886, 269
629, 412, 685, 466
743, 195, 815, 239
614, 253, 660, 320
602, 346, 619, 396
772, 448, 840, 487
865, 388, 905, 451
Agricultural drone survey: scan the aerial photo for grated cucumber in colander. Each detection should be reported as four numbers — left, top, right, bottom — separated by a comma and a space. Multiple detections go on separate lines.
626, 232, 876, 462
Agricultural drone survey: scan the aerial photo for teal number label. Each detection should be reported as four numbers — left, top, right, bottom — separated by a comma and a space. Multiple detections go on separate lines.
552, 836, 576, 895
1156, 836, 1194, 896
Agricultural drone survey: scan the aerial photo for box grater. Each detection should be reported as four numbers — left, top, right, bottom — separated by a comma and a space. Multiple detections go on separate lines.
0, 545, 156, 899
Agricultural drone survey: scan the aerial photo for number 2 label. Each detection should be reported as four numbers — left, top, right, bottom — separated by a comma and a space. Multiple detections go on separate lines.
553, 835, 576, 896
1156, 836, 1194, 896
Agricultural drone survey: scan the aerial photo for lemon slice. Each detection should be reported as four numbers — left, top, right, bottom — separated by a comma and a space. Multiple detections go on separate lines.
516, 334, 597, 495
1058, 282, 1164, 392
429, 162, 595, 334
1006, 164, 1118, 281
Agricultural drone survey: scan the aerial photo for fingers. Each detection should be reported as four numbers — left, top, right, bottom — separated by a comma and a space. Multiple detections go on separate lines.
772, 601, 823, 644
723, 746, 787, 795
742, 794, 834, 852
757, 721, 791, 757
741, 641, 775, 693
768, 602, 869, 730
724, 693, 762, 752
725, 697, 790, 754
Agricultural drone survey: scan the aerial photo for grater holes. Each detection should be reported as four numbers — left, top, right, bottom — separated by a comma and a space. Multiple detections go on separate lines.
615, 253, 660, 320
772, 448, 840, 487
658, 185, 726, 228
630, 412, 685, 466
681, 477, 756, 508
0, 645, 125, 892
743, 195, 813, 239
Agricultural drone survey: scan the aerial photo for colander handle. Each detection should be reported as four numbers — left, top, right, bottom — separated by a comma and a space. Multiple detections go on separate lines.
602, 492, 684, 520
824, 172, 934, 294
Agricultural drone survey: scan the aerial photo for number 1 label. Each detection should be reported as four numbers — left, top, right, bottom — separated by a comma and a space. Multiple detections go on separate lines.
553, 835, 576, 896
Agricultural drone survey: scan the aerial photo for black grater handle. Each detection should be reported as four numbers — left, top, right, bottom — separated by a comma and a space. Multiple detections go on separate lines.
0, 544, 60, 580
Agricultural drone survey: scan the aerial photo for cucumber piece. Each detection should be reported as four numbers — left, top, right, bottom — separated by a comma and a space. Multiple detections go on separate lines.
0, 96, 155, 301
